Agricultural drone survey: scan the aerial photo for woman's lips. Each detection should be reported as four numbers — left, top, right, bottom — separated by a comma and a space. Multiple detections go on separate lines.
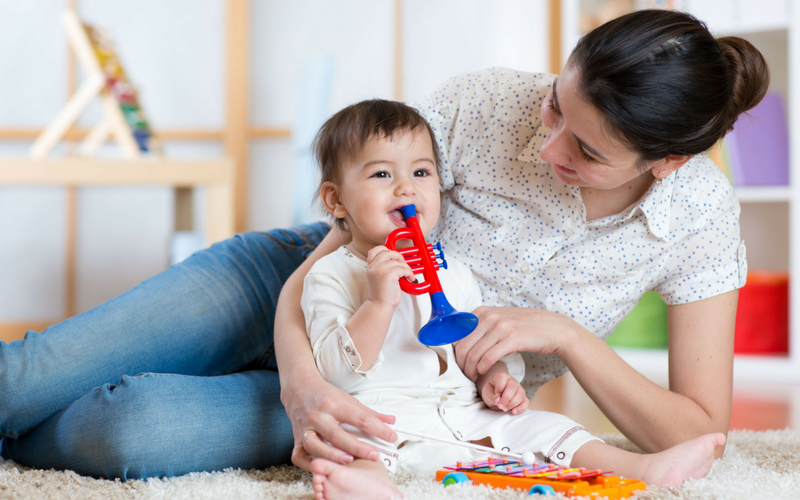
554, 163, 576, 176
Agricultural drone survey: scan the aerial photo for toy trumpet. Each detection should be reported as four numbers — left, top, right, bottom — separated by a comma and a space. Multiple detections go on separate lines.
384, 204, 478, 346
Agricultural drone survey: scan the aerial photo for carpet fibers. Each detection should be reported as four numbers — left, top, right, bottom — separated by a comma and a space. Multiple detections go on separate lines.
1, 429, 798, 499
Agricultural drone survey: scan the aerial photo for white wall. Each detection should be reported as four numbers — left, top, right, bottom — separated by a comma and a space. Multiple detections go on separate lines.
0, 0, 549, 322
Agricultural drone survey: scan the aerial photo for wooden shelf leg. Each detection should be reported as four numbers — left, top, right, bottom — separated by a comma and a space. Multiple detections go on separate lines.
205, 181, 234, 246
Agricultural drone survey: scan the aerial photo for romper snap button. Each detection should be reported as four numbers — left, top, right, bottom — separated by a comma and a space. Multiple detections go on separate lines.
557, 452, 566, 460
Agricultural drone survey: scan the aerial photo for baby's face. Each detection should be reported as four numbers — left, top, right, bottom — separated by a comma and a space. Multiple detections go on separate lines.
336, 128, 441, 251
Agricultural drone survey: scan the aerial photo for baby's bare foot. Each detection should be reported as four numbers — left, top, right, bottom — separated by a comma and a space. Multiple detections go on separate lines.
311, 458, 402, 500
642, 433, 726, 486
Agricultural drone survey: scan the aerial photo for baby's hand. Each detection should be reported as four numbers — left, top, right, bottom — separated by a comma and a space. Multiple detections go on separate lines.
481, 371, 530, 415
365, 246, 415, 309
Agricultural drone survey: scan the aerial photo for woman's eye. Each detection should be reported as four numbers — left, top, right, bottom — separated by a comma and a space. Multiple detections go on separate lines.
547, 96, 561, 116
577, 145, 596, 163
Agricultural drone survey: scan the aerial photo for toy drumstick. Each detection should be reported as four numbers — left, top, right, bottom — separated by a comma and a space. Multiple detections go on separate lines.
390, 425, 537, 465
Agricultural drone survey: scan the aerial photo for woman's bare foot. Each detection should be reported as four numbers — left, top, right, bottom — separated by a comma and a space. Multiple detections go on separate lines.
640, 432, 726, 486
572, 432, 726, 487
311, 458, 402, 500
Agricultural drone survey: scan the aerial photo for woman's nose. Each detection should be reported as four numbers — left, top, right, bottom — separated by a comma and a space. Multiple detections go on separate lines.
540, 129, 570, 166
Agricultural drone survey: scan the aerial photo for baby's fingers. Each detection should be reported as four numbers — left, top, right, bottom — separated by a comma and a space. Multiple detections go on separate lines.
507, 387, 530, 415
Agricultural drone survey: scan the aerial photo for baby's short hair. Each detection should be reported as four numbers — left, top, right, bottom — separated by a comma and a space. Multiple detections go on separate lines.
312, 99, 440, 230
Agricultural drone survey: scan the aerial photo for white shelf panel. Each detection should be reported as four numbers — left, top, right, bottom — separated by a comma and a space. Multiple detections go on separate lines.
614, 348, 800, 384
732, 355, 800, 383
613, 348, 670, 384
735, 186, 793, 202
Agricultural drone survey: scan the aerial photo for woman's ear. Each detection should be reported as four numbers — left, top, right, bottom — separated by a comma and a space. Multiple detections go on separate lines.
320, 181, 348, 218
651, 154, 692, 180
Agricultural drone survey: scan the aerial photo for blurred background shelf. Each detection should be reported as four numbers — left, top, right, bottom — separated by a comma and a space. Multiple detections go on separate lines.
613, 347, 800, 385
735, 186, 794, 202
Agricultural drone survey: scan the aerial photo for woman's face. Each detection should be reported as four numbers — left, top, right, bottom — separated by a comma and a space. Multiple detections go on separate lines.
540, 64, 648, 190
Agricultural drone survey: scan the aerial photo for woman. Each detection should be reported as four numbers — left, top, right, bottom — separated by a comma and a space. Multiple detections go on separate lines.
278, 8, 768, 471
0, 9, 767, 480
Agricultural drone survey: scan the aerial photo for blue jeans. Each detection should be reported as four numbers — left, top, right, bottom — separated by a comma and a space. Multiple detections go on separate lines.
0, 223, 330, 480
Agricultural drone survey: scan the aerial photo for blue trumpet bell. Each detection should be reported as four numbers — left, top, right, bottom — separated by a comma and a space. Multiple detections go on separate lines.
417, 292, 479, 346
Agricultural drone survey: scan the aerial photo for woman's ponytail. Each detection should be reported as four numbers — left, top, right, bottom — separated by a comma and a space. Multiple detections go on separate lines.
717, 36, 771, 134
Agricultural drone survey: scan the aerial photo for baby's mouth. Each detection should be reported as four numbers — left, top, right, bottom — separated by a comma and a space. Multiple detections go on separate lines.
389, 209, 407, 227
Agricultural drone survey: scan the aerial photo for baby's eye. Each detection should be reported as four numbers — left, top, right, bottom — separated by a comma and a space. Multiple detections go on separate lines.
414, 168, 432, 177
371, 171, 390, 178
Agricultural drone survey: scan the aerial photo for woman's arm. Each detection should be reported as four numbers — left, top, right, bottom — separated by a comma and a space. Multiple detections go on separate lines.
456, 290, 737, 457
561, 291, 736, 457
275, 227, 397, 471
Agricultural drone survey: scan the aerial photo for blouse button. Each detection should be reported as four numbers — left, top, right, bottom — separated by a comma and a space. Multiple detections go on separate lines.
564, 228, 575, 238
498, 291, 509, 300
509, 278, 519, 288
520, 262, 531, 273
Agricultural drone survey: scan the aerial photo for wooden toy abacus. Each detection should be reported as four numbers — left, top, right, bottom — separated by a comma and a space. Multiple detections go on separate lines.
31, 9, 160, 159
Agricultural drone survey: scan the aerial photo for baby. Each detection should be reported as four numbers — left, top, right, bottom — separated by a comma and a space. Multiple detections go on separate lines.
301, 99, 725, 500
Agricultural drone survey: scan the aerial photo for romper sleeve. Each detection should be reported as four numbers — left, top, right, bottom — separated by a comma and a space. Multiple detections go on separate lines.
499, 353, 526, 383
301, 270, 384, 391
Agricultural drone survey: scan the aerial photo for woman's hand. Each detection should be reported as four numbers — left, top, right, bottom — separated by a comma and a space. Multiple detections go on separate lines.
283, 371, 397, 470
454, 306, 582, 380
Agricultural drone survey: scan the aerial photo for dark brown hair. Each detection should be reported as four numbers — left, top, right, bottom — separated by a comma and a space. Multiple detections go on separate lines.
312, 99, 440, 229
569, 9, 770, 167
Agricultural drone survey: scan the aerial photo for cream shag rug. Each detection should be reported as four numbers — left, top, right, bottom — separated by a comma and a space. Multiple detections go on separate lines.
1, 429, 798, 500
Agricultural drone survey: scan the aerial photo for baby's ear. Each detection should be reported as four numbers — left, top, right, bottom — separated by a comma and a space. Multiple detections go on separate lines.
320, 181, 348, 218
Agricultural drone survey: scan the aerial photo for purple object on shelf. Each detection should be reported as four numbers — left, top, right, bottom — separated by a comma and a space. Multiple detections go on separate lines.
726, 91, 789, 186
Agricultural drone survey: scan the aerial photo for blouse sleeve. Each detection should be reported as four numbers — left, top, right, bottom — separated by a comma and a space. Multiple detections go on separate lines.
654, 158, 748, 304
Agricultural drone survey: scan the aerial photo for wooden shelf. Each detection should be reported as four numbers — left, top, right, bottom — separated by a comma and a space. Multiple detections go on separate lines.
0, 158, 235, 246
